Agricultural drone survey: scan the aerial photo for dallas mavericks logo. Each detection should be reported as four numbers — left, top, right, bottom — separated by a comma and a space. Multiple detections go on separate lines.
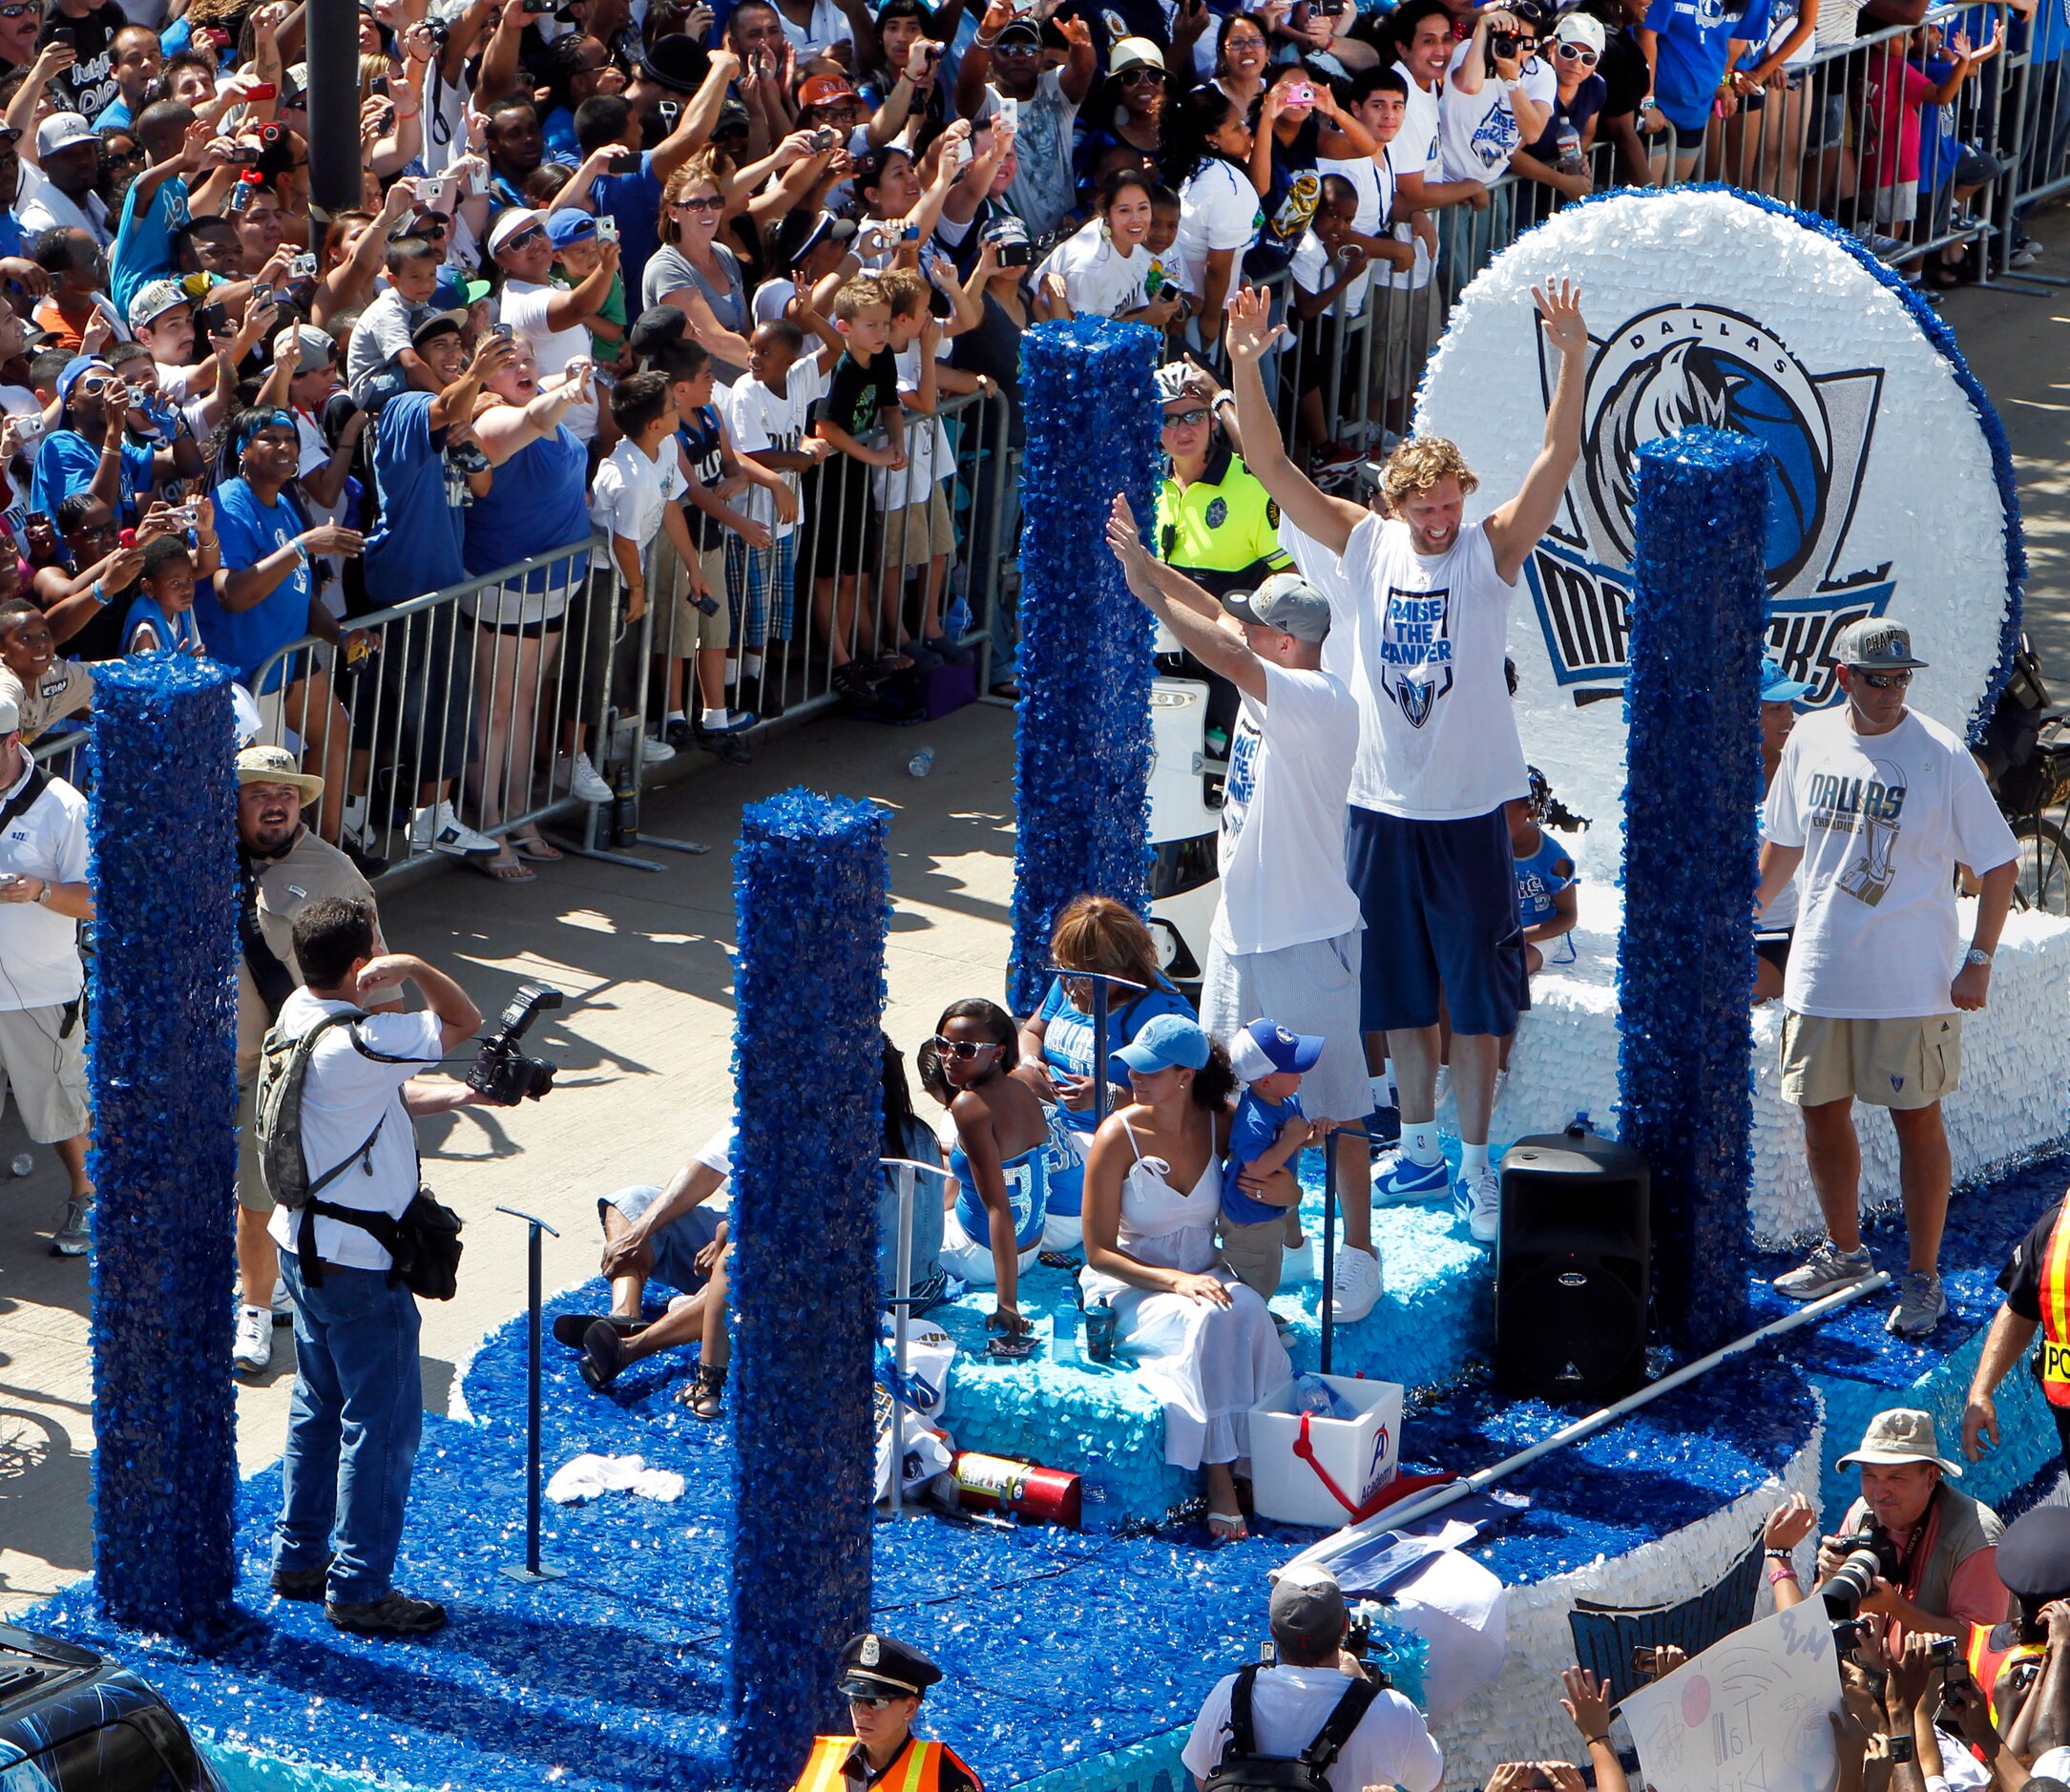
1528, 303, 1889, 709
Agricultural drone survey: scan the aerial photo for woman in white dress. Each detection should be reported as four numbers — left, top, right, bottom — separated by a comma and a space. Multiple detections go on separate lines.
1081, 1013, 1291, 1540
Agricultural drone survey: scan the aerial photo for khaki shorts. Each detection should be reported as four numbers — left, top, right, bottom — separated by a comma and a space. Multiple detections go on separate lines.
0, 1003, 88, 1143
654, 533, 732, 656
237, 1077, 270, 1213
1780, 1011, 1962, 1110
880, 488, 955, 569
1218, 1213, 1289, 1301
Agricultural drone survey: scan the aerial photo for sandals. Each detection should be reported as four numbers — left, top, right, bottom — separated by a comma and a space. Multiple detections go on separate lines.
1207, 1511, 1249, 1542
678, 1363, 726, 1419
469, 847, 535, 884
512, 830, 564, 863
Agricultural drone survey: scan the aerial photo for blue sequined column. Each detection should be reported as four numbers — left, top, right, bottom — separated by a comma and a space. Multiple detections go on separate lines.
1618, 428, 1769, 1357
1007, 318, 1160, 1015
727, 789, 889, 1788
87, 656, 240, 1641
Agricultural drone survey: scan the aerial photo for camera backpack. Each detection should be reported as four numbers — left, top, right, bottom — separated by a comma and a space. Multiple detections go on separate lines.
1202, 1663, 1379, 1792
254, 1008, 380, 1213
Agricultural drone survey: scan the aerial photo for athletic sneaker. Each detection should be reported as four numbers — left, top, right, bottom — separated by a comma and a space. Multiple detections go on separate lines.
556, 751, 613, 804
1886, 1269, 1947, 1340
408, 800, 497, 858
1281, 1233, 1314, 1286
326, 1590, 448, 1636
1329, 1244, 1382, 1323
234, 1304, 272, 1375
1456, 1166, 1500, 1246
640, 732, 677, 764
1772, 1239, 1875, 1302
51, 1197, 90, 1257
1373, 1154, 1451, 1205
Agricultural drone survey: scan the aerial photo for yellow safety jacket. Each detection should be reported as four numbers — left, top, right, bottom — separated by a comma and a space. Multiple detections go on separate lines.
1964, 1621, 2048, 1728
1155, 445, 1289, 595
2038, 1203, 2070, 1407
792, 1735, 950, 1792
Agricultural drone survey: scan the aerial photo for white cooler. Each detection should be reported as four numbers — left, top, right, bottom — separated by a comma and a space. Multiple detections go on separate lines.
1247, 1375, 1404, 1531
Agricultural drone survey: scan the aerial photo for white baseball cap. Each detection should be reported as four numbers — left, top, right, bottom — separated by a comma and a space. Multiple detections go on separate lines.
36, 113, 99, 156
1554, 12, 1607, 53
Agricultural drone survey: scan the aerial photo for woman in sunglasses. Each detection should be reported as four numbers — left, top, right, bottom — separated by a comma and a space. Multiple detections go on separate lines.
646, 154, 752, 385
1075, 33, 1167, 179
1510, 11, 1609, 215
933, 997, 1052, 1352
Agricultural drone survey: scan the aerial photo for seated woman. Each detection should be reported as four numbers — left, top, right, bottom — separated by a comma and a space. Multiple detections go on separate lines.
1017, 894, 1196, 1253
1082, 1013, 1291, 1541
935, 998, 1051, 1350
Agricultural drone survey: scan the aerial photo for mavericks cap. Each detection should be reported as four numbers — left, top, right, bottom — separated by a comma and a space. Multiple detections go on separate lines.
1760, 656, 1813, 704
37, 113, 98, 156
1553, 11, 1607, 52
1229, 1017, 1325, 1083
545, 207, 598, 248
1834, 617, 1929, 672
128, 278, 192, 331
55, 356, 113, 404
488, 206, 546, 256
1115, 1012, 1213, 1075
1225, 572, 1331, 644
835, 1632, 943, 1699
235, 742, 325, 802
1267, 1563, 1349, 1651
1835, 1407, 1962, 1476
993, 16, 1042, 44
1110, 35, 1165, 73
629, 303, 689, 360
1997, 1506, 2070, 1598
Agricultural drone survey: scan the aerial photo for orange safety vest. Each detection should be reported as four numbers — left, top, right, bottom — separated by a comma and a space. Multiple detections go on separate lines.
1964, 1622, 2048, 1727
2039, 1204, 2070, 1407
793, 1735, 947, 1792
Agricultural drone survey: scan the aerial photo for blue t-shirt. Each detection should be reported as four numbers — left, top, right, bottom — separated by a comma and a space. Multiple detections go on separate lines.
590, 151, 663, 314
950, 1136, 1050, 1256
30, 428, 155, 520
110, 171, 190, 317
1035, 973, 1197, 1134
1514, 827, 1577, 929
542, 105, 578, 162
94, 95, 134, 132
1644, 0, 1773, 131
1223, 1087, 1302, 1225
462, 425, 591, 588
0, 211, 20, 260
195, 477, 311, 692
365, 390, 466, 605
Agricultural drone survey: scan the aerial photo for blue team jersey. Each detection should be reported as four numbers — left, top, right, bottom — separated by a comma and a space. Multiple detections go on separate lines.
1035, 974, 1198, 1136
1223, 1087, 1303, 1225
1514, 827, 1578, 929
1644, 0, 1773, 131
950, 1136, 1049, 1254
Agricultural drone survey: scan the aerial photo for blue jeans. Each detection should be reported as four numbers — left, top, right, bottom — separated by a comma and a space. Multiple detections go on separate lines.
273, 1256, 423, 1605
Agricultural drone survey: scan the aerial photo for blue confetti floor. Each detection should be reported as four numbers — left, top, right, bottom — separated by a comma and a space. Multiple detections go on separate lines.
26, 1146, 2068, 1792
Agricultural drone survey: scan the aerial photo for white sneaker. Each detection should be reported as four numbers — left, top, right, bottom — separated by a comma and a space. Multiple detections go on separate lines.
409, 799, 497, 858
640, 731, 677, 764
1328, 1244, 1382, 1323
557, 751, 613, 804
1433, 1065, 1458, 1133
1456, 1167, 1501, 1245
234, 1305, 272, 1375
1281, 1233, 1315, 1286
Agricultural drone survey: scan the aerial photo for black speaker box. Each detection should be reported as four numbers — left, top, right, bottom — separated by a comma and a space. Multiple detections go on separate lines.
1493, 1125, 1650, 1401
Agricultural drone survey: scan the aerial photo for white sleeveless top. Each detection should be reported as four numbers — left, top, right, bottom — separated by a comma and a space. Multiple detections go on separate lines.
1109, 1114, 1222, 1275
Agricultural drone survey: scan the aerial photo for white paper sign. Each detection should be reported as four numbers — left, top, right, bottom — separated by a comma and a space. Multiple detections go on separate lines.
1620, 1604, 1842, 1792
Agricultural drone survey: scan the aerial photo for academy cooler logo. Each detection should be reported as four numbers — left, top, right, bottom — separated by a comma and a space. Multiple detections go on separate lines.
1533, 302, 1889, 711
1412, 188, 2021, 837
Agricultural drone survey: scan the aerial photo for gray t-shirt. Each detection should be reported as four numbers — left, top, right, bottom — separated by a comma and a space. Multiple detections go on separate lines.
974, 70, 1082, 240
345, 287, 419, 401
641, 242, 747, 385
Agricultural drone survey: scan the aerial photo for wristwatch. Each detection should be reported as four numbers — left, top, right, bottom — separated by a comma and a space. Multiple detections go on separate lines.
34, 879, 52, 905
1966, 946, 1994, 967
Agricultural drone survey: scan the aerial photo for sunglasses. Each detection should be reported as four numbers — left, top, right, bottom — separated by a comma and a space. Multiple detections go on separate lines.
1852, 668, 1912, 689
0, 5, 35, 18
930, 1035, 1000, 1060
1161, 406, 1210, 428
847, 1693, 901, 1710
1555, 40, 1598, 63
672, 193, 724, 211
993, 36, 1041, 53
1119, 66, 1164, 83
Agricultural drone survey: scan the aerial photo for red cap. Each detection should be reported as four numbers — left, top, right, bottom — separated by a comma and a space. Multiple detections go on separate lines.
798, 73, 856, 108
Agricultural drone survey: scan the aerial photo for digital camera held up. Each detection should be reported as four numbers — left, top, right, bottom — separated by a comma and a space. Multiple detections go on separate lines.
466, 983, 564, 1106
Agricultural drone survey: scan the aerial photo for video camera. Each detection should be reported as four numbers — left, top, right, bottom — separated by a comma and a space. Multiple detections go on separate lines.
1822, 1524, 1904, 1620
465, 983, 563, 1106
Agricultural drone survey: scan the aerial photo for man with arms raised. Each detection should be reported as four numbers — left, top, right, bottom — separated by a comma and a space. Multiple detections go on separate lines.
1223, 278, 1587, 1246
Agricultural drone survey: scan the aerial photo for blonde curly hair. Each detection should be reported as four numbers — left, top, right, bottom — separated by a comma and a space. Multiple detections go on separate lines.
1381, 436, 1480, 510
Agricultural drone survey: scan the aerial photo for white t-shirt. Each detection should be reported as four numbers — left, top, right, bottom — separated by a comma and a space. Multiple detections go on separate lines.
1216, 663, 1363, 955
1181, 1666, 1445, 1792
590, 435, 688, 554
263, 990, 446, 1273
874, 340, 955, 511
1762, 706, 2018, 1019
1031, 219, 1151, 319
1439, 41, 1558, 184
1387, 66, 1442, 291
1177, 157, 1263, 303
1815, 0, 1866, 51
1285, 514, 1527, 822
0, 761, 88, 1010
498, 279, 598, 441
1317, 148, 1395, 315
722, 356, 827, 539
295, 406, 350, 616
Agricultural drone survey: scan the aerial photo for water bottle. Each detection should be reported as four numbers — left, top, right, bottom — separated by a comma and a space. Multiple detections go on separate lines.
909, 748, 934, 778
1557, 122, 1585, 176
9, 1153, 30, 1178
610, 767, 639, 847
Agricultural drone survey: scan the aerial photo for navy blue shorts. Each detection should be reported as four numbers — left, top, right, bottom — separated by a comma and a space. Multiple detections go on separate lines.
1346, 804, 1529, 1037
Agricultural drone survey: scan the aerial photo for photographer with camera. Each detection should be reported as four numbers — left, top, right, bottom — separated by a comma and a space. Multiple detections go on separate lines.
265, 894, 490, 1639
1180, 1564, 1443, 1792
1816, 1409, 2008, 1652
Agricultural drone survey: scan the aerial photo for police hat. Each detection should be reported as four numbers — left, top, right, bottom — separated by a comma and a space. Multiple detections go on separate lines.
836, 1632, 942, 1700
1998, 1506, 2070, 1599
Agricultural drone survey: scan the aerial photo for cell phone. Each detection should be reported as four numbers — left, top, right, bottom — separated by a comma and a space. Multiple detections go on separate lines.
949, 134, 972, 169
244, 81, 277, 99
290, 251, 318, 278
368, 74, 388, 96
202, 26, 231, 47
995, 95, 1018, 128
1887, 1736, 1914, 1765
48, 23, 73, 47
199, 300, 232, 339
1631, 1646, 1658, 1675
523, 0, 556, 13
251, 281, 274, 308
901, 220, 920, 240
468, 162, 491, 197
224, 144, 261, 166
491, 322, 513, 340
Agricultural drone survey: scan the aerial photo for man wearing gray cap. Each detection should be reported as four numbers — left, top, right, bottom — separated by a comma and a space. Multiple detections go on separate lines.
1106, 496, 1382, 1324
1757, 618, 2019, 1340
1181, 1564, 1442, 1792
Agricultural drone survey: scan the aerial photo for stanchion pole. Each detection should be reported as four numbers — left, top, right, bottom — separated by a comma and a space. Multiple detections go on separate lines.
1320, 1143, 1337, 1376
1042, 966, 1144, 1125
495, 1205, 563, 1583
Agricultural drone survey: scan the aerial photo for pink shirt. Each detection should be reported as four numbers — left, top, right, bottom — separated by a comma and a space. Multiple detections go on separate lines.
1867, 50, 1935, 187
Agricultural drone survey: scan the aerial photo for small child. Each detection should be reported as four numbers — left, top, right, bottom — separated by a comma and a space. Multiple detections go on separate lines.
1144, 186, 1186, 345
123, 522, 219, 655
345, 238, 444, 401
1496, 773, 1580, 1089
875, 266, 963, 665
1219, 1019, 1328, 1302
547, 209, 627, 377
1864, 24, 1995, 240
1286, 175, 1371, 469
588, 369, 700, 699
806, 275, 904, 699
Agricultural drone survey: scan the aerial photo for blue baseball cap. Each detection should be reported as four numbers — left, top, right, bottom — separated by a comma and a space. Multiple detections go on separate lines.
1229, 1017, 1325, 1083
1760, 657, 1814, 704
1115, 1013, 1212, 1074
546, 207, 598, 249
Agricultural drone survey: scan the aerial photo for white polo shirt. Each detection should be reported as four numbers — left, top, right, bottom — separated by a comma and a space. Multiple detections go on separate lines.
0, 758, 88, 1011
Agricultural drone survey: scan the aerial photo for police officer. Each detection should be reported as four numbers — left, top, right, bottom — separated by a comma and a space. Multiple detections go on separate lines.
790, 1633, 983, 1792
1959, 1505, 2070, 1756
1967, 1188, 2070, 1478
